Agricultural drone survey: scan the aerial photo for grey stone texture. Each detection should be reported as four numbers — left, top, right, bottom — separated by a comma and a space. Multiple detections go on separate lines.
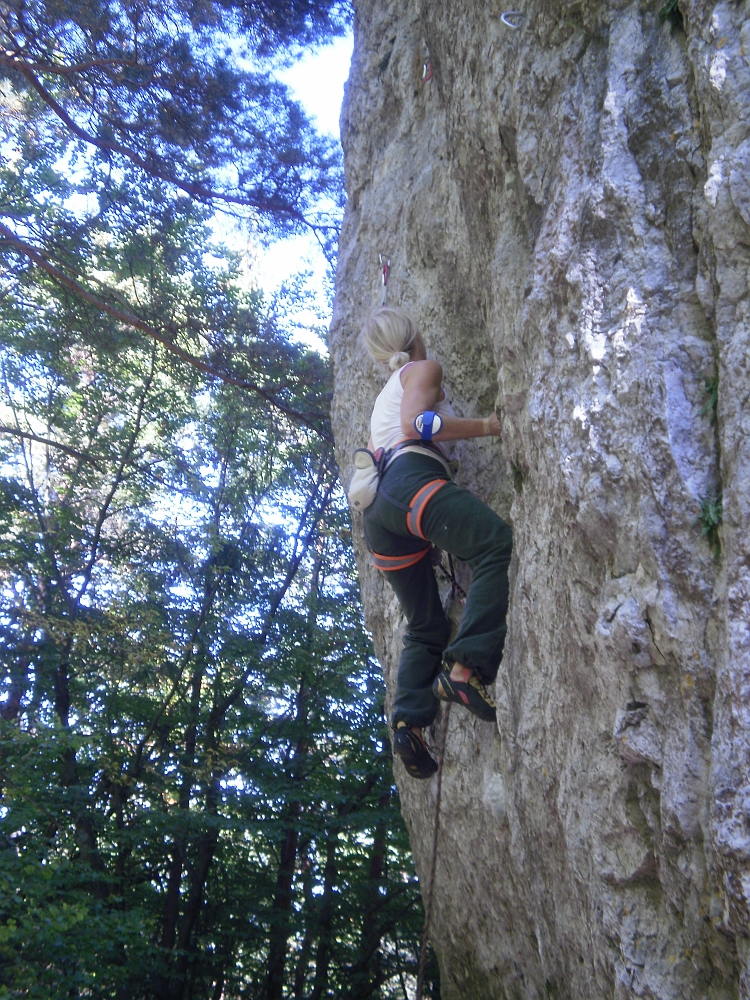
329, 0, 750, 996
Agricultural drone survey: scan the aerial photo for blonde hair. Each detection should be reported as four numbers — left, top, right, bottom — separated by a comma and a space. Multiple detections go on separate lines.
361, 306, 420, 371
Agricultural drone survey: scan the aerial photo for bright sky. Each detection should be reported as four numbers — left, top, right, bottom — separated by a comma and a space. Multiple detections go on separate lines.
277, 33, 354, 137
254, 33, 353, 331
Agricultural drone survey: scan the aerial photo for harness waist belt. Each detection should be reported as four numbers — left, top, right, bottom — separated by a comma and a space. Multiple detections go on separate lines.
385, 442, 453, 479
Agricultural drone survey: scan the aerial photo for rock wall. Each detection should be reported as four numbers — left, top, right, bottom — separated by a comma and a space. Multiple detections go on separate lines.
329, 1, 750, 996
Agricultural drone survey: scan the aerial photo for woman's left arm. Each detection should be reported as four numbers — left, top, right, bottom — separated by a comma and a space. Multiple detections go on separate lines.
400, 361, 500, 441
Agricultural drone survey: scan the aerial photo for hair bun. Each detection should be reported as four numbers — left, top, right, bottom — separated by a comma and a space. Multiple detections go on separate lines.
387, 351, 411, 370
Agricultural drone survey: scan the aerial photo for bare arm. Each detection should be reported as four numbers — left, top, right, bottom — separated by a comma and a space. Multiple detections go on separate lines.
400, 361, 500, 441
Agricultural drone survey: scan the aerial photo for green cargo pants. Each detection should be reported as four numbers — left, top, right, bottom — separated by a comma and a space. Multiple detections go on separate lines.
363, 453, 512, 730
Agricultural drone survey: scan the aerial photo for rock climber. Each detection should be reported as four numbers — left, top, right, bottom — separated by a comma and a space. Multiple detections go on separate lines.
361, 306, 513, 778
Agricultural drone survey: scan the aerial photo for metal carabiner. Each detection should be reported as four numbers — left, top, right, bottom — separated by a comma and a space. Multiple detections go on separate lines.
379, 253, 391, 303
379, 253, 391, 287
500, 10, 526, 28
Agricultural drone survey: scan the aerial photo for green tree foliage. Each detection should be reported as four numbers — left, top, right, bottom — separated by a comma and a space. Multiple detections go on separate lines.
0, 2, 441, 997
0, 0, 347, 225
0, 184, 433, 1000
0, 0, 346, 405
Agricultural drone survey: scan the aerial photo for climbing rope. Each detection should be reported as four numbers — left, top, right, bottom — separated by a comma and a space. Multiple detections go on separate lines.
433, 550, 467, 600
445, 553, 466, 601
415, 701, 451, 1000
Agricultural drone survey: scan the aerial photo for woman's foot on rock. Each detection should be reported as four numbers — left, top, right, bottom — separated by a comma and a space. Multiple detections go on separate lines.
432, 669, 496, 722
393, 723, 438, 779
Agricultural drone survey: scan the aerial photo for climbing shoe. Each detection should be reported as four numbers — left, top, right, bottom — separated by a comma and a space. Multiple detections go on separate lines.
392, 723, 438, 779
432, 669, 496, 722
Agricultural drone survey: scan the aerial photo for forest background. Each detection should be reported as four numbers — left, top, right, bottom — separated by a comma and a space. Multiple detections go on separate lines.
0, 2, 439, 997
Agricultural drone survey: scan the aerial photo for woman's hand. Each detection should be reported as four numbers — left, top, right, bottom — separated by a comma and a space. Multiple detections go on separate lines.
485, 413, 501, 436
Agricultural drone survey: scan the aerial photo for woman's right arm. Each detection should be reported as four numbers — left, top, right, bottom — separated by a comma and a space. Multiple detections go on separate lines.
400, 360, 500, 442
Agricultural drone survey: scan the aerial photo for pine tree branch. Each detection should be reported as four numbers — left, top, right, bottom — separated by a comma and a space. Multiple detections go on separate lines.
0, 221, 331, 438
0, 54, 307, 222
1, 53, 141, 76
210, 463, 336, 724
74, 343, 158, 605
0, 425, 103, 467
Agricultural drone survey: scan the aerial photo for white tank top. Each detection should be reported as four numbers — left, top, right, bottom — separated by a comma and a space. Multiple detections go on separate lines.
370, 363, 455, 452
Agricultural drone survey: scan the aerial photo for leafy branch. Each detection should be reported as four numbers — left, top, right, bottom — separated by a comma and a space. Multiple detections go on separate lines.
0, 221, 331, 438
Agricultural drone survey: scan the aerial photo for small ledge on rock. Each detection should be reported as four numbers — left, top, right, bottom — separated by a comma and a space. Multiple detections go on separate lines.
614, 703, 663, 767
600, 850, 659, 886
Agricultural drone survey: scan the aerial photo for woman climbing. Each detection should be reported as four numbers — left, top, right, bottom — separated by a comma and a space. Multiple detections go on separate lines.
361, 306, 513, 779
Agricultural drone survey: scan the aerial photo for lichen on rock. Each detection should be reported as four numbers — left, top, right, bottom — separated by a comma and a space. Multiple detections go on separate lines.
330, 0, 750, 996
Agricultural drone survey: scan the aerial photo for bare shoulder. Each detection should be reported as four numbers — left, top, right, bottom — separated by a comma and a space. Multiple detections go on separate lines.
400, 359, 443, 386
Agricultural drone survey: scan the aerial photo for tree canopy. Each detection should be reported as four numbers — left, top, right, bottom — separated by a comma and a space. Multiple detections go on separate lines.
0, 0, 348, 223
0, 0, 346, 420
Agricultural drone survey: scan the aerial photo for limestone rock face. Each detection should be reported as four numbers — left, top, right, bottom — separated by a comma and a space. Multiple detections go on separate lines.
329, 0, 750, 996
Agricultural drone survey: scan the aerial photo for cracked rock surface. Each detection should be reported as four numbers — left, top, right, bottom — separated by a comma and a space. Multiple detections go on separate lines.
329, 0, 750, 996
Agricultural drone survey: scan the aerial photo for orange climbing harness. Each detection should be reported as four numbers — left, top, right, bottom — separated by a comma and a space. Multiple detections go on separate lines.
371, 548, 430, 572
370, 477, 449, 571
406, 479, 448, 539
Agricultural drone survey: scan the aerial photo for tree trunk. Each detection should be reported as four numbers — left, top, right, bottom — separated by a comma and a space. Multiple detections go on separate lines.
265, 546, 323, 998
309, 832, 338, 1000
160, 847, 184, 951
266, 807, 301, 1000
0, 634, 32, 721
347, 795, 390, 999
168, 824, 219, 1000
161, 663, 204, 951
292, 840, 316, 1000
